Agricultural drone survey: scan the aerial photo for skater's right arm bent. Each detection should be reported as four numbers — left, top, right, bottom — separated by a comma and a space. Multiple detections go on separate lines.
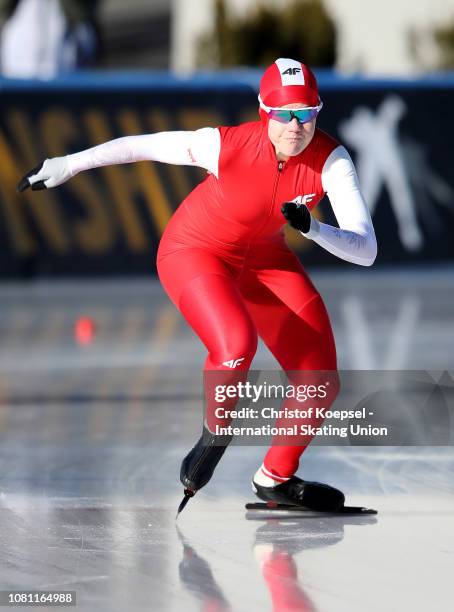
17, 128, 221, 192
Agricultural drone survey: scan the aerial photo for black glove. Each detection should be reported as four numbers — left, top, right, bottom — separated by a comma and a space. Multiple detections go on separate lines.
281, 201, 312, 233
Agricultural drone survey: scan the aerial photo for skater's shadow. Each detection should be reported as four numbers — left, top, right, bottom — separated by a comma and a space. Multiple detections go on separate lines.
253, 515, 377, 611
176, 525, 231, 611
176, 516, 376, 612
253, 513, 377, 554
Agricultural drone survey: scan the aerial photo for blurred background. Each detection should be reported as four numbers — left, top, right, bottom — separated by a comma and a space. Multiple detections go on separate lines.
0, 0, 453, 277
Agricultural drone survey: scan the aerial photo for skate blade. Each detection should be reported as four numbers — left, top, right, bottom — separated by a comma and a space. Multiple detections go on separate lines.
245, 502, 377, 517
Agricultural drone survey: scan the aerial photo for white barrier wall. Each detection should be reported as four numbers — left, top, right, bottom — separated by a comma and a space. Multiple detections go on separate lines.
170, 0, 454, 75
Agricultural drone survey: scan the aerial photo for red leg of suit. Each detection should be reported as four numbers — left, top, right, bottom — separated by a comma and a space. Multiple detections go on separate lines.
173, 271, 258, 430
179, 272, 257, 370
239, 267, 338, 480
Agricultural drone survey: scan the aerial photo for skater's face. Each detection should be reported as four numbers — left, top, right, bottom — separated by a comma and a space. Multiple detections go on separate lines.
267, 103, 317, 161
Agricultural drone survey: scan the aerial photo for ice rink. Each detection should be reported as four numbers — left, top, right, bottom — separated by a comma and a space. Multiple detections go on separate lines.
0, 268, 453, 611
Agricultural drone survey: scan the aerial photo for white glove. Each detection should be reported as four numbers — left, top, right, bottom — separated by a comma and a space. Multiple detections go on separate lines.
17, 157, 72, 192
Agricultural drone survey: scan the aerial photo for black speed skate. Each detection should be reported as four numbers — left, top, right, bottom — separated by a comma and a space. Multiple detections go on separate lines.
177, 427, 232, 517
252, 476, 345, 512
180, 426, 232, 490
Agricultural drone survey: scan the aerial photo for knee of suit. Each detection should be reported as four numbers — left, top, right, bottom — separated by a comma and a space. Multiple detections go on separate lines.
209, 328, 258, 369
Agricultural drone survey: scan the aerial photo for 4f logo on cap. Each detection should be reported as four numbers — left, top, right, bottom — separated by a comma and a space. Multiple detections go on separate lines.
282, 67, 301, 75
276, 59, 305, 85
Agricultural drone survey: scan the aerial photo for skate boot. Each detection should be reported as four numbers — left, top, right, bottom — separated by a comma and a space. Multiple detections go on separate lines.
252, 476, 345, 512
180, 426, 233, 492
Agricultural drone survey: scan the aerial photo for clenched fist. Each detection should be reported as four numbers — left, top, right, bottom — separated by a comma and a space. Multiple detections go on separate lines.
281, 201, 312, 233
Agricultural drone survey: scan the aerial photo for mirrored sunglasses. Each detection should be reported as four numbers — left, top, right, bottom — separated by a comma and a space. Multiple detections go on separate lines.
267, 104, 322, 124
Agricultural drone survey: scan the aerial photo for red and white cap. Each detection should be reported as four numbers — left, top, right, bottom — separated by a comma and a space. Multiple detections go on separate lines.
259, 58, 319, 109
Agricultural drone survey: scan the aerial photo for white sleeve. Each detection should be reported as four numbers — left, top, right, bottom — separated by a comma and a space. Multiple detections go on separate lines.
66, 127, 221, 178
302, 145, 377, 266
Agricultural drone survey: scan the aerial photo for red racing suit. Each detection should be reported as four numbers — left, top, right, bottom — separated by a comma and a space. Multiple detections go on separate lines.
157, 122, 340, 478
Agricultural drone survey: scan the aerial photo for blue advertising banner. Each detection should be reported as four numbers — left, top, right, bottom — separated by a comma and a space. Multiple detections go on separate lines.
0, 73, 453, 277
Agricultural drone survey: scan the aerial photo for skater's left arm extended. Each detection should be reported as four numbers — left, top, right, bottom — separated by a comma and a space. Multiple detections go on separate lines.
17, 128, 221, 192
282, 146, 377, 267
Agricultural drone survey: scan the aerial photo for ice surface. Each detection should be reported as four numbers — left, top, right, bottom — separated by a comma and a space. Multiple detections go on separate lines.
0, 271, 452, 611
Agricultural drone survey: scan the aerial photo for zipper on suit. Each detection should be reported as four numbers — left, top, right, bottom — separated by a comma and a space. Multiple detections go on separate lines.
271, 161, 284, 210
267, 160, 284, 227
256, 160, 284, 238
245, 160, 284, 258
